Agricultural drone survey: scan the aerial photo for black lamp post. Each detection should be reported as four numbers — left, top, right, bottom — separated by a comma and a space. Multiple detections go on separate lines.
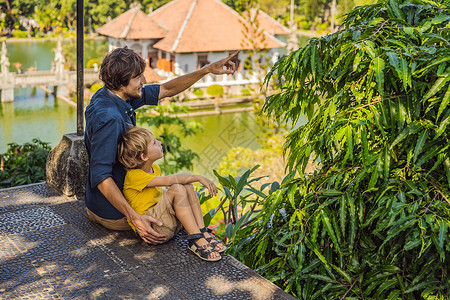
77, 0, 84, 135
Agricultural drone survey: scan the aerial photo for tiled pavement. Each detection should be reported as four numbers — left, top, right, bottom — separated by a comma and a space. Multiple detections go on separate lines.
0, 183, 295, 299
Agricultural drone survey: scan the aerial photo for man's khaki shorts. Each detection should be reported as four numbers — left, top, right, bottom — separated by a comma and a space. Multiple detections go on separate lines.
86, 208, 132, 231
145, 192, 183, 240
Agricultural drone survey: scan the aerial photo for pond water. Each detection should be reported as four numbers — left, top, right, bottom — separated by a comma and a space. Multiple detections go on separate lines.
1, 39, 261, 175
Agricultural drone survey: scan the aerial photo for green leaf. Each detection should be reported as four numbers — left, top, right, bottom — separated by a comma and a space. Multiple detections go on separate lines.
383, 147, 391, 180
305, 238, 329, 267
437, 219, 447, 261
423, 75, 449, 102
413, 129, 428, 163
445, 158, 450, 186
213, 170, 231, 187
320, 189, 343, 196
381, 219, 417, 247
321, 209, 341, 253
390, 121, 421, 150
347, 193, 356, 252
375, 279, 397, 298
387, 290, 401, 300
437, 85, 450, 120
405, 280, 440, 294
353, 51, 363, 72
435, 114, 449, 139
203, 208, 216, 227
331, 264, 352, 283
340, 195, 347, 238
390, 0, 404, 20
400, 58, 409, 91
232, 210, 252, 237
244, 187, 267, 198
225, 222, 233, 239
416, 145, 447, 168
387, 52, 399, 71
270, 181, 280, 192
373, 57, 385, 96
235, 169, 251, 195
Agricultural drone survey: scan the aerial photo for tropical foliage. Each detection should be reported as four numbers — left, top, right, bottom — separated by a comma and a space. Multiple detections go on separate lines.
0, 139, 51, 188
228, 0, 450, 298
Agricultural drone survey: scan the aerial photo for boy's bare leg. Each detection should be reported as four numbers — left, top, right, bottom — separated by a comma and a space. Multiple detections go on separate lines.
183, 183, 205, 228
166, 184, 220, 259
184, 183, 225, 251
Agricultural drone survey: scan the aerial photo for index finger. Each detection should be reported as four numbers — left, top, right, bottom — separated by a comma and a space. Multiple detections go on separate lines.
226, 50, 240, 61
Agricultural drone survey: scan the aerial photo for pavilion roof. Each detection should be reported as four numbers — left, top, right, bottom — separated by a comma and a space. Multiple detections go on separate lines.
96, 6, 167, 40
97, 0, 287, 53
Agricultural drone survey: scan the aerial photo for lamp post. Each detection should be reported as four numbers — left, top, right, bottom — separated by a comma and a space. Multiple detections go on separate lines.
77, 0, 84, 135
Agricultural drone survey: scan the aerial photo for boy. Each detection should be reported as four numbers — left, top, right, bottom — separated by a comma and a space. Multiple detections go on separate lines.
117, 126, 226, 261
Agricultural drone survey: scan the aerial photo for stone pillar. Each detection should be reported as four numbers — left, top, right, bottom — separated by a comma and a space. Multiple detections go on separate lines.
56, 85, 69, 98
46, 134, 89, 197
1, 41, 14, 102
1, 89, 14, 102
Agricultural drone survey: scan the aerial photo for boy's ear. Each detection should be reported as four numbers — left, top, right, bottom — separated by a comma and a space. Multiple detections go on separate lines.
140, 153, 148, 162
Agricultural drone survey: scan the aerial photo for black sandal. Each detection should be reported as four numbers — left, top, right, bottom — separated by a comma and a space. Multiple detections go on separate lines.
200, 227, 227, 253
184, 233, 221, 262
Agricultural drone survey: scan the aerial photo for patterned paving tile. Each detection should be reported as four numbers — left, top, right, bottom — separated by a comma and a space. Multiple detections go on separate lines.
131, 266, 187, 299
0, 183, 67, 213
30, 246, 156, 299
0, 236, 24, 264
0, 259, 59, 299
134, 235, 289, 300
9, 225, 88, 260
1, 278, 61, 299
50, 202, 113, 243
0, 206, 66, 234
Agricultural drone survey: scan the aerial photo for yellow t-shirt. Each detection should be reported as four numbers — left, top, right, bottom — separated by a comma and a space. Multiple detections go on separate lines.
123, 164, 163, 230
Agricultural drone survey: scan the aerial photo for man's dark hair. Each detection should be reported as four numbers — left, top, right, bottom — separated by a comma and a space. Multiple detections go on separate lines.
99, 47, 146, 91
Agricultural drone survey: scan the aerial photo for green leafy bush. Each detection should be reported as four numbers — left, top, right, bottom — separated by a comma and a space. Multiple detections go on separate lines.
203, 166, 270, 240
12, 30, 28, 38
0, 139, 51, 188
230, 0, 450, 298
192, 88, 204, 97
240, 88, 251, 96
90, 83, 104, 94
86, 58, 100, 69
206, 84, 224, 97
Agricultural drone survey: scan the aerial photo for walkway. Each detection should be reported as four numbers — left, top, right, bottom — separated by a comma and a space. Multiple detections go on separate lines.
0, 182, 295, 299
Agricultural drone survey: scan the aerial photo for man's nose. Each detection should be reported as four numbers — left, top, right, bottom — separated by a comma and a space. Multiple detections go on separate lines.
140, 74, 147, 84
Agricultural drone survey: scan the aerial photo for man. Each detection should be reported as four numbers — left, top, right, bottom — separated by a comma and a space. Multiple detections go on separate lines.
85, 47, 238, 244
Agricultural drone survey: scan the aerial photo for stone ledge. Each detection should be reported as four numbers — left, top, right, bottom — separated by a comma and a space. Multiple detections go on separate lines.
0, 183, 296, 299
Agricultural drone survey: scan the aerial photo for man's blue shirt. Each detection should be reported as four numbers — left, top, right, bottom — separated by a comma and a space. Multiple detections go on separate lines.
84, 85, 159, 219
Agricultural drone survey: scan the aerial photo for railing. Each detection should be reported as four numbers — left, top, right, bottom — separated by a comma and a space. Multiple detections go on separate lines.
0, 69, 99, 89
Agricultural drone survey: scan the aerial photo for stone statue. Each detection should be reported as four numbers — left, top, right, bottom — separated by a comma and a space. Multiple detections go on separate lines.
1, 41, 10, 77
54, 35, 65, 79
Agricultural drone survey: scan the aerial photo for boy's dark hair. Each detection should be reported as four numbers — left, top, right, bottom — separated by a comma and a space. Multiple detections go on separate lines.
99, 47, 146, 91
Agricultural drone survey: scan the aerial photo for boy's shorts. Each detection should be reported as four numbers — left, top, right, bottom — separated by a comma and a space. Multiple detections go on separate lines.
145, 192, 182, 240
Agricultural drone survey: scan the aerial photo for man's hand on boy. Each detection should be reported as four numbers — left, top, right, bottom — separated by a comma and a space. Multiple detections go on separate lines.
133, 214, 167, 244
199, 176, 218, 197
